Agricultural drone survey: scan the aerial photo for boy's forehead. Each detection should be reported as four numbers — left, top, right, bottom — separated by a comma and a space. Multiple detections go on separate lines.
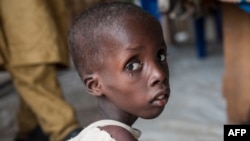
110, 15, 160, 35
98, 12, 162, 47
115, 15, 161, 38
100, 17, 162, 51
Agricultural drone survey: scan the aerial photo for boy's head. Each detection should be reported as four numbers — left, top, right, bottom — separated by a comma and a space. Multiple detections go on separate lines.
68, 2, 159, 77
68, 2, 170, 120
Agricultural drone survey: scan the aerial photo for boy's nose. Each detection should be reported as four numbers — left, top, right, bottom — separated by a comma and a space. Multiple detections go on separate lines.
148, 63, 167, 87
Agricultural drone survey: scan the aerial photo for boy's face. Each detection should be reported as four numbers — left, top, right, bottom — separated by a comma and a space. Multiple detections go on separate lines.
98, 16, 170, 119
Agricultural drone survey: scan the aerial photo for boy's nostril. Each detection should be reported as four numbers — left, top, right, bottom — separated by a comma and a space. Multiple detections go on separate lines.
149, 76, 166, 87
149, 66, 167, 87
150, 79, 160, 87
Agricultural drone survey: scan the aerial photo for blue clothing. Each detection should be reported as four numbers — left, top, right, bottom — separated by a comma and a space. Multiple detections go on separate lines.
238, 0, 250, 14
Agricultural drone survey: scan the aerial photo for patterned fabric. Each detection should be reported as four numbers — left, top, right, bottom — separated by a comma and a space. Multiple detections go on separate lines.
0, 0, 69, 69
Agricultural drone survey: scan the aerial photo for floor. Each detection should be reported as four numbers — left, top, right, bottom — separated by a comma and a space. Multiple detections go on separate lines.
0, 43, 227, 141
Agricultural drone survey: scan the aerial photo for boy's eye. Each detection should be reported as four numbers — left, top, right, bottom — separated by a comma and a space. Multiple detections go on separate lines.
126, 61, 142, 71
157, 52, 167, 62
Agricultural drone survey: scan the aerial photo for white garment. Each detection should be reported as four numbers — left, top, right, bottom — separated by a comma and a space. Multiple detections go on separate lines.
67, 120, 141, 141
158, 0, 170, 12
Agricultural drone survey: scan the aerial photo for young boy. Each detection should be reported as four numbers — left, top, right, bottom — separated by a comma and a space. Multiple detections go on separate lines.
67, 2, 171, 141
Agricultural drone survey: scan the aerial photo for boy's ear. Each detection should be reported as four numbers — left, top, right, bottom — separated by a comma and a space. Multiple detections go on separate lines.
83, 74, 103, 96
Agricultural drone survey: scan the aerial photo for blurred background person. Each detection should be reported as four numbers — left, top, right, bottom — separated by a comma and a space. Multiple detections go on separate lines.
158, 0, 250, 124
0, 0, 82, 141
218, 0, 250, 124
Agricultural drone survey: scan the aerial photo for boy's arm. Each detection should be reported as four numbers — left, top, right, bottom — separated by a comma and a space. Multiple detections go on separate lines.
99, 125, 138, 141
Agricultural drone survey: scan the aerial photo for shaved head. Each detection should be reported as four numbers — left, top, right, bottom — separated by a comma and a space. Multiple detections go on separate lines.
67, 2, 158, 79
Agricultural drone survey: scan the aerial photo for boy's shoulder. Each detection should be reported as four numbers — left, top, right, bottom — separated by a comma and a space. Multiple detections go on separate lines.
68, 120, 141, 141
99, 125, 138, 141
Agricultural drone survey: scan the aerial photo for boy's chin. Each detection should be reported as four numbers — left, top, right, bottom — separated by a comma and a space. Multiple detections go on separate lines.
141, 108, 165, 119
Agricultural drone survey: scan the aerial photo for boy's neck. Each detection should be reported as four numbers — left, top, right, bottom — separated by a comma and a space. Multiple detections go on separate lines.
97, 96, 138, 126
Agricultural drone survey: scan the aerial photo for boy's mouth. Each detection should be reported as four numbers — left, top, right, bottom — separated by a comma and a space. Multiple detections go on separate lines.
150, 90, 169, 107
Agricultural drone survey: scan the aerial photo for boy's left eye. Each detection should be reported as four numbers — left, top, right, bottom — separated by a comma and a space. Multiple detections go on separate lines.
157, 52, 166, 62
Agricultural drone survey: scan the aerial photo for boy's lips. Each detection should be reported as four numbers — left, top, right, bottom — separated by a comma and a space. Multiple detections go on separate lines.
150, 90, 170, 107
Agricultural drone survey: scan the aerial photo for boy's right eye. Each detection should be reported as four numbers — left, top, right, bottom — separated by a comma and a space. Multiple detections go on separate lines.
126, 61, 142, 71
